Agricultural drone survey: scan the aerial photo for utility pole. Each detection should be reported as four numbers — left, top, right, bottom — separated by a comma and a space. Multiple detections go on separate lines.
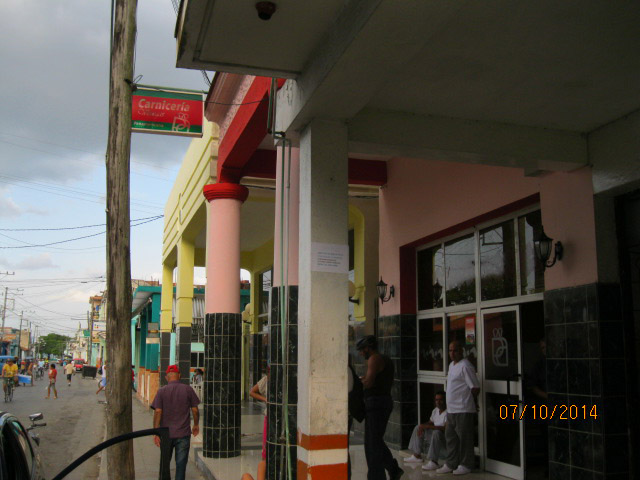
0, 286, 8, 355
106, 1, 136, 478
17, 311, 23, 363
88, 311, 93, 364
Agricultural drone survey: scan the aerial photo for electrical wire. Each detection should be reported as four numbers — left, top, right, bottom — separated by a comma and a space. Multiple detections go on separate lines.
0, 216, 162, 249
0, 215, 162, 232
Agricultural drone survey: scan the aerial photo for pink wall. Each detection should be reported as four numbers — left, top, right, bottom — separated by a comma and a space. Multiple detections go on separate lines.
379, 158, 598, 316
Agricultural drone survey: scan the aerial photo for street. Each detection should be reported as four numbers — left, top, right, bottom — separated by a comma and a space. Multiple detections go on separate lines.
8, 371, 104, 479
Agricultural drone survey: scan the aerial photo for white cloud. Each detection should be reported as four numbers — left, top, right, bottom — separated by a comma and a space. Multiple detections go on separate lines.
0, 192, 23, 217
15, 253, 58, 270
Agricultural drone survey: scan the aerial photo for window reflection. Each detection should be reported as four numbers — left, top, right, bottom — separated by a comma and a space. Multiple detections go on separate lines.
480, 221, 516, 301
447, 313, 477, 370
418, 317, 444, 372
518, 211, 545, 295
417, 245, 444, 310
445, 234, 476, 306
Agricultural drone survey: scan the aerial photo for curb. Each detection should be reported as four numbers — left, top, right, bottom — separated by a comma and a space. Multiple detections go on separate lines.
193, 448, 216, 480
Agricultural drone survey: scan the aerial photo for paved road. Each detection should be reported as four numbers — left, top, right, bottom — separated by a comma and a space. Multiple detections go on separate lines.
5, 370, 105, 479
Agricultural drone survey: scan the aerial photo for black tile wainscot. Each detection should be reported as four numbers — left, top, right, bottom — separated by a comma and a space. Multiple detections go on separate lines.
545, 283, 630, 479
203, 313, 242, 458
378, 314, 418, 450
266, 286, 298, 480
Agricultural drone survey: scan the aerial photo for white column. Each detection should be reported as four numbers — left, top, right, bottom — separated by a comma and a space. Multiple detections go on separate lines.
297, 119, 349, 478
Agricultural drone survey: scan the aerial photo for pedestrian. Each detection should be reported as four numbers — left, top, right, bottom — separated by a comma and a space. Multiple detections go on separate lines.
151, 365, 200, 480
46, 363, 58, 399
192, 368, 204, 385
249, 368, 268, 462
132, 365, 137, 393
64, 361, 74, 386
96, 364, 106, 395
437, 341, 480, 476
2, 358, 18, 396
356, 335, 403, 480
348, 357, 365, 480
403, 391, 447, 470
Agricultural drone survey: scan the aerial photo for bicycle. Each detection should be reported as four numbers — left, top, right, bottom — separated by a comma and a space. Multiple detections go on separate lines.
4, 379, 14, 403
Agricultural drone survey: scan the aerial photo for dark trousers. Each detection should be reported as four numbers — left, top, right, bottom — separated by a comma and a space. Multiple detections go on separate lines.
169, 436, 191, 480
364, 395, 400, 480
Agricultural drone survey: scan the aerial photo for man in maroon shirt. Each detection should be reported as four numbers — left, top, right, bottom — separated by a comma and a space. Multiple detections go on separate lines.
151, 365, 200, 480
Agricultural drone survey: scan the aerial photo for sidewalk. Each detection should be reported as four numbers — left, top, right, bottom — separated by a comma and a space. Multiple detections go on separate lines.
193, 402, 511, 480
99, 397, 204, 480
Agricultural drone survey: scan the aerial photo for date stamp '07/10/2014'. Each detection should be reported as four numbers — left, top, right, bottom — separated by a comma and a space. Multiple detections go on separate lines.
498, 404, 598, 421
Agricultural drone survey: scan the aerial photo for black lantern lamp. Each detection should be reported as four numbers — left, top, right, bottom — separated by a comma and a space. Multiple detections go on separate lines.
534, 227, 563, 270
377, 277, 395, 303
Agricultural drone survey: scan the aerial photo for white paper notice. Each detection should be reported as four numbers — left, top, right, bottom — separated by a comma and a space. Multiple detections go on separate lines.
311, 242, 349, 274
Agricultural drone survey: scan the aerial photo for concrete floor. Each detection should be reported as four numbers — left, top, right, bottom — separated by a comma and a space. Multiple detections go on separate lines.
192, 403, 511, 480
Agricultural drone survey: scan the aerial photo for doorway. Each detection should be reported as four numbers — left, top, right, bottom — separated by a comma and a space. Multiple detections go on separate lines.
480, 301, 545, 480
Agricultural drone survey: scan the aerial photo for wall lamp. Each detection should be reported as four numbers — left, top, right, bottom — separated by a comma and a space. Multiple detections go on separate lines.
534, 227, 563, 270
377, 277, 395, 303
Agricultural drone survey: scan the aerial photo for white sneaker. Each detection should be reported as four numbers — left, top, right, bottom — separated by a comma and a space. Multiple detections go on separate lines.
404, 454, 423, 463
453, 465, 471, 475
436, 464, 454, 474
422, 460, 439, 471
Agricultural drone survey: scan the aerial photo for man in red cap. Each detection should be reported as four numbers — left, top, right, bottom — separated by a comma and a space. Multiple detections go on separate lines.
151, 364, 200, 480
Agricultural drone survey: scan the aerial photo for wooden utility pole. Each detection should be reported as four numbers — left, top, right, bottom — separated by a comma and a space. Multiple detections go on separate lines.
105, 0, 137, 478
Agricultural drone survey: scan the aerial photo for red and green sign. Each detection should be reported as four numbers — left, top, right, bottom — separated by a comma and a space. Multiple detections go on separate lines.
131, 88, 203, 138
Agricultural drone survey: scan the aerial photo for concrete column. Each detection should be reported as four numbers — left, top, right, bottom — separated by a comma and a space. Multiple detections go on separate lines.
297, 119, 349, 479
176, 238, 194, 384
160, 262, 174, 386
267, 145, 301, 479
202, 182, 248, 459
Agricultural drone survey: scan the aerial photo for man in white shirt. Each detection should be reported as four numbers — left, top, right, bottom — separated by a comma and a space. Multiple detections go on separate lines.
404, 391, 447, 470
437, 341, 480, 476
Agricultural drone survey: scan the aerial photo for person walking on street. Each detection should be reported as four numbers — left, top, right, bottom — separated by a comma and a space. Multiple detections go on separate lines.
64, 362, 74, 386
96, 364, 106, 395
357, 335, 403, 480
46, 364, 58, 399
151, 364, 200, 480
437, 341, 480, 476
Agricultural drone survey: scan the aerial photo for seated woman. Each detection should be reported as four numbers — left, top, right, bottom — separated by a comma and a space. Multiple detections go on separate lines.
404, 391, 447, 471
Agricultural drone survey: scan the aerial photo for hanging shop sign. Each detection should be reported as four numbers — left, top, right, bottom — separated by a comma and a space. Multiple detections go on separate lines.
131, 87, 203, 138
146, 322, 160, 344
93, 321, 107, 332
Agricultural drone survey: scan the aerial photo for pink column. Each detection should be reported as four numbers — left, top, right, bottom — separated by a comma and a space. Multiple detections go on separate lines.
203, 182, 249, 314
273, 146, 300, 287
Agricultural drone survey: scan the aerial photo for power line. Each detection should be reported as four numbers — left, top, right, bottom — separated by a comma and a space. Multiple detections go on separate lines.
0, 216, 162, 249
0, 215, 162, 232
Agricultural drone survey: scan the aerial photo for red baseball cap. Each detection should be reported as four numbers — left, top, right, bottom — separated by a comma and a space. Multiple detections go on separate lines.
166, 365, 180, 374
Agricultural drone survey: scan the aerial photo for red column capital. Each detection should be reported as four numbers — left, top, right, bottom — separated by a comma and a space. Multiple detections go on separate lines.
202, 182, 249, 203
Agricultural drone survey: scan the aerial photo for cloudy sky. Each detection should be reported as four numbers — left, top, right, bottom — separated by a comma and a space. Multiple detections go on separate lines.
0, 1, 208, 336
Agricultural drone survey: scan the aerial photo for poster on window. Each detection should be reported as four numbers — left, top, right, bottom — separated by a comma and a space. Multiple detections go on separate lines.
465, 316, 475, 345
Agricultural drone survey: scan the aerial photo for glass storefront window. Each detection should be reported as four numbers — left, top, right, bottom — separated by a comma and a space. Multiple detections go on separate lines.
258, 269, 272, 316
447, 313, 477, 370
445, 234, 476, 306
417, 245, 445, 310
480, 221, 516, 301
418, 316, 444, 372
518, 211, 545, 295
419, 381, 445, 424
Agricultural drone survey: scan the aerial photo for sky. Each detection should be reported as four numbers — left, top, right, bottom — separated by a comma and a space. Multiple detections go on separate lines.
0, 1, 209, 337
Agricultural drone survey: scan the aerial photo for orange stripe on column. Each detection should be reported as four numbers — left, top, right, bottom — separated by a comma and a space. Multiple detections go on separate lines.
297, 431, 348, 450
297, 459, 348, 479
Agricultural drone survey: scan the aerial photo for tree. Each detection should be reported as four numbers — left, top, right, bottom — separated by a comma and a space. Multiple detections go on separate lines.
39, 333, 70, 357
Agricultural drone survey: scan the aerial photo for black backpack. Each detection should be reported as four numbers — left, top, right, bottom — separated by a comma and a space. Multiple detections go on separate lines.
348, 364, 366, 422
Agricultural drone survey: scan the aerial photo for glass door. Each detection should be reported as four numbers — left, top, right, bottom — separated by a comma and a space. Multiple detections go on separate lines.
481, 306, 524, 480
